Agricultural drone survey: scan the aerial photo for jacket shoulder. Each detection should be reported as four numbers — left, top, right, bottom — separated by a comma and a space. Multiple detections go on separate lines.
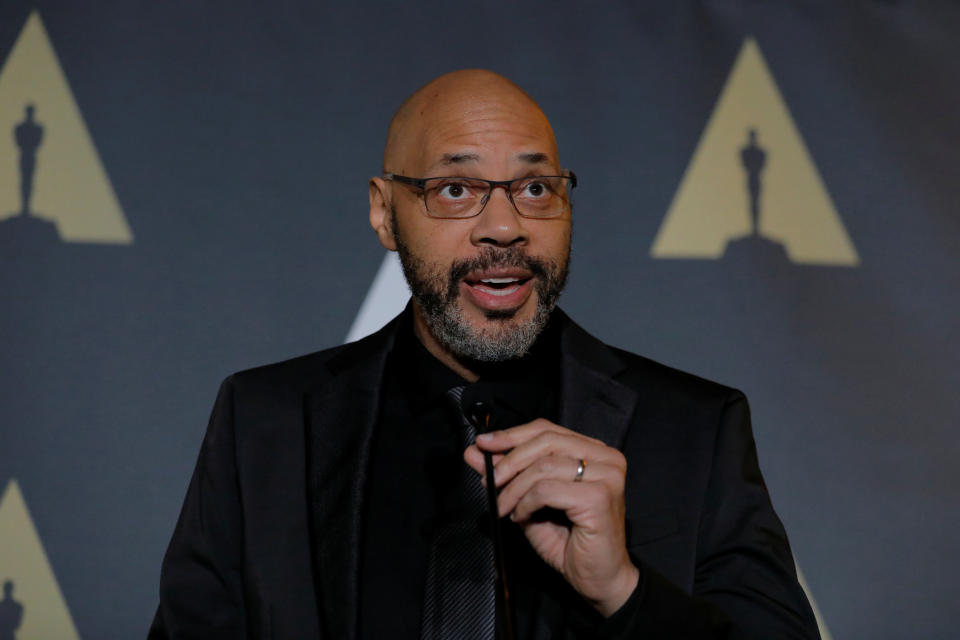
606, 345, 748, 454
558, 311, 746, 449
558, 310, 740, 407
609, 345, 740, 404
229, 343, 347, 390
223, 317, 398, 398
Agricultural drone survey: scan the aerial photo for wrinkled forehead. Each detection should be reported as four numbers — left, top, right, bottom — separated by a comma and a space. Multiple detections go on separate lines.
387, 84, 559, 176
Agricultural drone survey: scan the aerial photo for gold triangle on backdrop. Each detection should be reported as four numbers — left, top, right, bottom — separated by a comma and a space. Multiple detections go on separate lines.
0, 10, 132, 244
0, 479, 81, 639
797, 562, 833, 640
650, 37, 858, 266
345, 251, 410, 342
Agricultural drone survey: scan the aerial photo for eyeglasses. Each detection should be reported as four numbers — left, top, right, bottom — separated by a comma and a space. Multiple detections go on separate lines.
383, 172, 577, 219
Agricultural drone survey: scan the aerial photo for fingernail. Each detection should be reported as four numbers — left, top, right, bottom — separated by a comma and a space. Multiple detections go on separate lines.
477, 432, 493, 441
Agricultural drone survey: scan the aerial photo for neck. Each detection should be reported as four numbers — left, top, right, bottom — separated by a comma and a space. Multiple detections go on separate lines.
411, 304, 480, 382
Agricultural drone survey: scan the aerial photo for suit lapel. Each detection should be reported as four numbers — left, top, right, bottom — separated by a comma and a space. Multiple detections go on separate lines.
558, 314, 639, 449
304, 318, 399, 640
521, 314, 641, 634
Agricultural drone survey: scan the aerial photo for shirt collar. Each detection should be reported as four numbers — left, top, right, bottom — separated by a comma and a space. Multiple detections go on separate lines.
390, 307, 561, 424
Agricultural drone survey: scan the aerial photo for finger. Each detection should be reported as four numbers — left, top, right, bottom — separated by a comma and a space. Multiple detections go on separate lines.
492, 430, 624, 488
474, 418, 587, 452
510, 478, 614, 526
497, 457, 623, 518
462, 444, 505, 476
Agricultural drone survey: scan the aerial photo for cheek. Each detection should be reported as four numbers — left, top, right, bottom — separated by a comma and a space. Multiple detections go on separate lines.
534, 221, 572, 259
410, 222, 473, 263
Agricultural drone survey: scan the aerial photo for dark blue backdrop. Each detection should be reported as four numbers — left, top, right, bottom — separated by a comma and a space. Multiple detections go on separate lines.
1, 2, 958, 638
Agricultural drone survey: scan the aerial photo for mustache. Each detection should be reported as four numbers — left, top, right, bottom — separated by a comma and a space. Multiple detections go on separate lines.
446, 247, 551, 298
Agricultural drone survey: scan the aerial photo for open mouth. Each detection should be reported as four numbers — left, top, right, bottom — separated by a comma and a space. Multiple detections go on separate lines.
466, 276, 532, 297
460, 268, 536, 311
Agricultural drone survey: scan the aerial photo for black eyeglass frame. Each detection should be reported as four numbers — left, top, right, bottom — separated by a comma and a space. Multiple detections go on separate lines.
383, 171, 577, 219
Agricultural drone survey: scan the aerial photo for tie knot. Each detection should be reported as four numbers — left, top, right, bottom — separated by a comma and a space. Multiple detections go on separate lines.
445, 384, 466, 420
445, 385, 466, 406
446, 385, 493, 443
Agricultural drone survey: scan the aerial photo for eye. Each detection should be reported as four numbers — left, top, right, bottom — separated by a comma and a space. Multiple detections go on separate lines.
519, 179, 552, 199
438, 181, 474, 199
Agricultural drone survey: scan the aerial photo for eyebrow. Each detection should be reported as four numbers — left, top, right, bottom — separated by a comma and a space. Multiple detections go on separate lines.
431, 151, 554, 171
516, 152, 551, 165
440, 152, 481, 165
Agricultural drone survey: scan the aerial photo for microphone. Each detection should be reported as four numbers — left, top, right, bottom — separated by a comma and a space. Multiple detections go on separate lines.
467, 399, 516, 640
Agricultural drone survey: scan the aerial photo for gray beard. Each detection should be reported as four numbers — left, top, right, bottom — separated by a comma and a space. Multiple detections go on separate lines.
392, 226, 569, 363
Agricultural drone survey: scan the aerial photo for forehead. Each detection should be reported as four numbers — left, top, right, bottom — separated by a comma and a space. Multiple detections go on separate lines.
408, 94, 559, 175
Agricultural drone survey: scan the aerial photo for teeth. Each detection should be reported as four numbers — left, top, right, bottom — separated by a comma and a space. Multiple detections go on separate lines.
480, 277, 519, 284
478, 285, 521, 296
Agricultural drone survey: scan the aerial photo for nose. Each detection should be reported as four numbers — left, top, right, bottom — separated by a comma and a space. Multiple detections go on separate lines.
469, 186, 529, 248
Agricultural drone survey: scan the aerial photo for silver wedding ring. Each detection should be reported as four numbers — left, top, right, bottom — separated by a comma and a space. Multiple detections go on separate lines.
574, 458, 586, 482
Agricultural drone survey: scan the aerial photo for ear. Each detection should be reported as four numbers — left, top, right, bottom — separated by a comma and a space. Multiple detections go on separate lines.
369, 176, 397, 251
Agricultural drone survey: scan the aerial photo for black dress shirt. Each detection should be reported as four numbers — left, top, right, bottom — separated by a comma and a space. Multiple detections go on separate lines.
359, 313, 562, 638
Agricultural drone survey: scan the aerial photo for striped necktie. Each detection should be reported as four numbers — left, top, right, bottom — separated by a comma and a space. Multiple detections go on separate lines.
420, 385, 496, 640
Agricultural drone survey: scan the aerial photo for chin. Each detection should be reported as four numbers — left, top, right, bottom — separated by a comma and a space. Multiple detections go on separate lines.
442, 301, 547, 363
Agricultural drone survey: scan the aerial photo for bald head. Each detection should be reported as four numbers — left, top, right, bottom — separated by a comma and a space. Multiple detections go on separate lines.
383, 69, 559, 175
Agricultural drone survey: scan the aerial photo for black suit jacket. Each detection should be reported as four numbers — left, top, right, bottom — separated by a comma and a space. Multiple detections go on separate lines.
149, 310, 819, 639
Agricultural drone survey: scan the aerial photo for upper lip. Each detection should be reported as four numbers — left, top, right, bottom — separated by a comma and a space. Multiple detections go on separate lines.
463, 268, 533, 284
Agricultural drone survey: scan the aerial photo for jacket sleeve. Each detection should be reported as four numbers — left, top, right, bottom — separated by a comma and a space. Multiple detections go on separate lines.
598, 391, 820, 639
148, 377, 248, 640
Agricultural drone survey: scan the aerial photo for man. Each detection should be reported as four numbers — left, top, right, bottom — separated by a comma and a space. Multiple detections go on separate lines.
150, 70, 819, 639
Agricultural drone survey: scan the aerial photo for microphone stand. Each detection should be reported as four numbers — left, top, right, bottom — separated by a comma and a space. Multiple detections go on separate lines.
470, 402, 516, 640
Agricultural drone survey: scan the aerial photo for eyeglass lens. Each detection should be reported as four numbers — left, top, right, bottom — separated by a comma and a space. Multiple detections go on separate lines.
422, 177, 572, 219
